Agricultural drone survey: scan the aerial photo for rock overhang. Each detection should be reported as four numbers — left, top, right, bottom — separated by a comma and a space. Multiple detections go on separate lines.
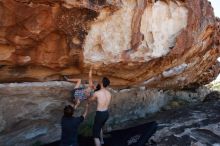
0, 0, 219, 89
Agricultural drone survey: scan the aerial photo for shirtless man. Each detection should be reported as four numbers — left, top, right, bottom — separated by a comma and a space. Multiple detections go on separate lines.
89, 77, 111, 146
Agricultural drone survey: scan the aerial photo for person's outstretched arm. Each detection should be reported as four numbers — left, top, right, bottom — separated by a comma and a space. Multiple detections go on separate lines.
88, 92, 97, 102
89, 66, 93, 88
65, 77, 81, 89
82, 103, 89, 118
76, 103, 88, 125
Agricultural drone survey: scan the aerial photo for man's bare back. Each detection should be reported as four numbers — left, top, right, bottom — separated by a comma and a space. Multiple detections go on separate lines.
95, 88, 111, 111
89, 77, 111, 146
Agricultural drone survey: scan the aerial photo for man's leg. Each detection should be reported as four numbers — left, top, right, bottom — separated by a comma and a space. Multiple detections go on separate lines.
100, 112, 109, 145
93, 112, 102, 146
93, 111, 108, 146
100, 129, 104, 144
94, 138, 101, 146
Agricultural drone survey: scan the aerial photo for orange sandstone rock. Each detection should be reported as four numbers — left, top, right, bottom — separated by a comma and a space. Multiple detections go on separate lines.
0, 0, 219, 89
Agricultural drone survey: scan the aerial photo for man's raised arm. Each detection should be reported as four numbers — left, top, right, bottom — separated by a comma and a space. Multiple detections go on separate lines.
89, 92, 97, 102
89, 66, 93, 88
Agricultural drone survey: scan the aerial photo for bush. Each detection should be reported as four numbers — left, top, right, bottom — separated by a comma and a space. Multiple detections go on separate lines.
31, 141, 43, 146
79, 112, 96, 137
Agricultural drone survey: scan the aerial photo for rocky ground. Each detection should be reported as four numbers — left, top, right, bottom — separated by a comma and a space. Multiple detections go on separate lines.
128, 93, 220, 146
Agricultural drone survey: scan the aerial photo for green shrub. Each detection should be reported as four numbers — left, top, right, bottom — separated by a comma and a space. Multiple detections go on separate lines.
31, 141, 43, 146
79, 112, 95, 137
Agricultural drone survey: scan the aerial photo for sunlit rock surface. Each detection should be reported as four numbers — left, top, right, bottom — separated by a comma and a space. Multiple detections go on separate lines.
142, 97, 220, 146
0, 81, 211, 145
0, 0, 219, 89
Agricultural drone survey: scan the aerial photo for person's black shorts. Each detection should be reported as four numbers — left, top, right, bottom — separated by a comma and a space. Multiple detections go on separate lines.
93, 110, 109, 138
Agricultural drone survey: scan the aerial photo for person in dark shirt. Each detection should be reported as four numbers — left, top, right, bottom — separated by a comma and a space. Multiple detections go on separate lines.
60, 103, 88, 146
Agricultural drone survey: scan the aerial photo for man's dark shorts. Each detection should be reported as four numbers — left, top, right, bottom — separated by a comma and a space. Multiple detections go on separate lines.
93, 110, 109, 138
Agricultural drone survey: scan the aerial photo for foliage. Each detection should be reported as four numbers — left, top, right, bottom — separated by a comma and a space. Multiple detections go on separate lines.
31, 141, 43, 146
78, 112, 96, 137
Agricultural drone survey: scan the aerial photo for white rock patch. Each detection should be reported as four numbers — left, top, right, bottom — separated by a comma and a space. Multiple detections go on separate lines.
131, 1, 188, 61
84, 1, 136, 64
84, 1, 188, 64
162, 63, 188, 77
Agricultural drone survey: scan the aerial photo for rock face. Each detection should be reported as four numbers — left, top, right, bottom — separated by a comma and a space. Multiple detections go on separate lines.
144, 98, 220, 146
0, 81, 211, 146
0, 0, 219, 89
